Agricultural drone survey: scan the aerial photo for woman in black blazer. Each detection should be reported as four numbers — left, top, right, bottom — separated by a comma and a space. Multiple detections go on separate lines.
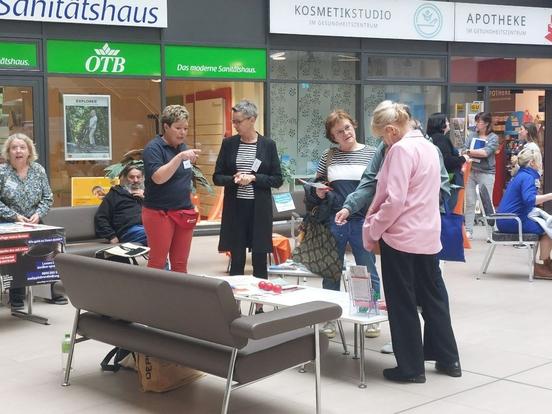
427, 113, 468, 174
213, 100, 282, 280
427, 113, 469, 209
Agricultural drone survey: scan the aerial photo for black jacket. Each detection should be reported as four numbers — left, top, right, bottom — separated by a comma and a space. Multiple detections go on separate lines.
213, 134, 283, 253
431, 132, 466, 173
94, 185, 143, 241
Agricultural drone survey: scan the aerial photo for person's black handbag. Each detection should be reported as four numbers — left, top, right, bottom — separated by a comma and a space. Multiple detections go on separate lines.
292, 208, 343, 281
437, 197, 465, 262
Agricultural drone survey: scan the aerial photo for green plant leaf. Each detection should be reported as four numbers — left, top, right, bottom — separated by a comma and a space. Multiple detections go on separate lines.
192, 165, 214, 195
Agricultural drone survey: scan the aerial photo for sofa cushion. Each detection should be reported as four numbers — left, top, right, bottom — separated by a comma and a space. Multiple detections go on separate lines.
78, 312, 327, 384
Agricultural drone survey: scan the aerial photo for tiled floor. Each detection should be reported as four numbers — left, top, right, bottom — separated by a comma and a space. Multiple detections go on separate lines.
2, 226, 552, 413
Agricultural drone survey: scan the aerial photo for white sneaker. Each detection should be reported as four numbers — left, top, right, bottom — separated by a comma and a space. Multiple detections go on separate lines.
364, 323, 381, 338
380, 342, 393, 354
321, 321, 336, 339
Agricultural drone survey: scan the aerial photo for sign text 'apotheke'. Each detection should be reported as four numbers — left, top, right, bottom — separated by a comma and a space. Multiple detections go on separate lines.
84, 43, 125, 73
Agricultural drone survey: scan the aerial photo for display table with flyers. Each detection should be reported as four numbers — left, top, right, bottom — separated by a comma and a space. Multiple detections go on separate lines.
212, 271, 387, 388
0, 222, 65, 324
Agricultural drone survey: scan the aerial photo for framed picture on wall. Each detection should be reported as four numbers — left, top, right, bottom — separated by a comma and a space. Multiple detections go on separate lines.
63, 94, 112, 161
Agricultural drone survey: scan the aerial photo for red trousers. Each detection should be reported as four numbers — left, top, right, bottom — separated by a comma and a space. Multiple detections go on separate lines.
142, 207, 194, 273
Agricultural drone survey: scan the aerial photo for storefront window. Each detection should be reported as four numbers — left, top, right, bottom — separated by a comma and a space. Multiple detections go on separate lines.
270, 50, 359, 177
451, 57, 552, 84
271, 82, 357, 176
0, 86, 34, 150
366, 56, 445, 81
363, 84, 445, 146
47, 77, 161, 207
165, 80, 264, 219
270, 50, 359, 81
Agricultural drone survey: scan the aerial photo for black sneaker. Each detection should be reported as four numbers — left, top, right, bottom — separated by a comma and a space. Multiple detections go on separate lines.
383, 367, 426, 383
46, 296, 68, 305
435, 361, 462, 377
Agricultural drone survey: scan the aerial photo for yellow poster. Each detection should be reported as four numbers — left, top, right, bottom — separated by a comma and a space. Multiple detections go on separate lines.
71, 177, 114, 206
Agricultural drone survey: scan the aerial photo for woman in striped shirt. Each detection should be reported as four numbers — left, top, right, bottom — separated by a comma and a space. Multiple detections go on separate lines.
214, 100, 282, 283
314, 110, 380, 338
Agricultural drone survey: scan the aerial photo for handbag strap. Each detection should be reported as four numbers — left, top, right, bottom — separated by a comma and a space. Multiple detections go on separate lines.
100, 347, 131, 372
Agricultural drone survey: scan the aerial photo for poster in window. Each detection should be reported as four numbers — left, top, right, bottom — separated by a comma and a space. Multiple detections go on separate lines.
70, 176, 114, 206
63, 94, 111, 161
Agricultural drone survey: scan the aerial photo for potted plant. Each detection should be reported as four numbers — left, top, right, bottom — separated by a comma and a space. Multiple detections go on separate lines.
104, 149, 214, 196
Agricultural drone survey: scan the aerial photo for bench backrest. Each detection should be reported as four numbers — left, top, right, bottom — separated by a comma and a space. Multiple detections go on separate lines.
55, 253, 246, 348
43, 206, 98, 241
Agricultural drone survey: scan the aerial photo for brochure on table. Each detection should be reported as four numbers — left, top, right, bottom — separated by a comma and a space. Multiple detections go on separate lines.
0, 222, 65, 290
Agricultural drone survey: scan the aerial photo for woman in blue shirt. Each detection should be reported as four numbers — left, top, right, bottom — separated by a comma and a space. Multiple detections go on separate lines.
497, 148, 552, 278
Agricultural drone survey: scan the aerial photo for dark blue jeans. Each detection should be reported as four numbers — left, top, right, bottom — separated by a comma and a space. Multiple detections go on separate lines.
323, 216, 380, 296
121, 224, 147, 246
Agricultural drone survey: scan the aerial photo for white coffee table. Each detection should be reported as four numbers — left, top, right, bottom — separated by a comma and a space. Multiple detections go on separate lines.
214, 275, 388, 388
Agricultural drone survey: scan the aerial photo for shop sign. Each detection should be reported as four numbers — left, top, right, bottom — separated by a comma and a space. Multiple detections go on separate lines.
454, 3, 552, 46
165, 46, 266, 79
0, 41, 38, 70
47, 40, 161, 76
0, 0, 167, 28
269, 0, 455, 42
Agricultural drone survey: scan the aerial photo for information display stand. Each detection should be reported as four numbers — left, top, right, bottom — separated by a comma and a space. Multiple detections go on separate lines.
0, 222, 65, 324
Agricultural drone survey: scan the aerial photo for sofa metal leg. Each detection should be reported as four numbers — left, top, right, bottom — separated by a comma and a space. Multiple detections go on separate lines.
221, 348, 238, 414
314, 323, 321, 414
62, 308, 81, 386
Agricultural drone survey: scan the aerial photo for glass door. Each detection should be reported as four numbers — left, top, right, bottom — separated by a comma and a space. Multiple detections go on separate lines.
0, 77, 44, 163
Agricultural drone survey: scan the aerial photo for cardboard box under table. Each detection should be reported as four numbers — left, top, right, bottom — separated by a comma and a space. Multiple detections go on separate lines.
0, 222, 65, 324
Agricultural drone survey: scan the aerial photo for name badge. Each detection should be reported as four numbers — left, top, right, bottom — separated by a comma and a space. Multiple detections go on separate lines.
251, 158, 262, 172
182, 160, 192, 169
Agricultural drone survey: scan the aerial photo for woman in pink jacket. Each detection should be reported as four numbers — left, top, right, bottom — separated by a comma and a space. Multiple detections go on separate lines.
363, 100, 460, 384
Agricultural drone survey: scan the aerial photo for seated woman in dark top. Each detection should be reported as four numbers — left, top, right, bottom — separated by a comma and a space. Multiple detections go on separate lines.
427, 113, 469, 209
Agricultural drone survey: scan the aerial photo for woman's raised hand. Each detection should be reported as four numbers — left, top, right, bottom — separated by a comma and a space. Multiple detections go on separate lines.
315, 187, 331, 199
180, 149, 201, 163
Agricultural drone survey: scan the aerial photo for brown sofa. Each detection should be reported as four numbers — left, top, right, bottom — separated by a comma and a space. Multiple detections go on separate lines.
55, 253, 341, 414
43, 206, 108, 257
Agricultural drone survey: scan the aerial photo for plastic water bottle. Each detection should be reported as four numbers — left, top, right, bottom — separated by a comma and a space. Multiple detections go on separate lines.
61, 333, 72, 371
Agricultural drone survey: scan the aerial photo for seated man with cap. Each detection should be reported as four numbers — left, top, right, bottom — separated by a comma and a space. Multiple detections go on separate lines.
94, 164, 147, 246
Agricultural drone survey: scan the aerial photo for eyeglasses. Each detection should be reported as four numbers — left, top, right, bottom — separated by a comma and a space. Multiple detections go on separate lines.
333, 124, 353, 136
232, 117, 251, 125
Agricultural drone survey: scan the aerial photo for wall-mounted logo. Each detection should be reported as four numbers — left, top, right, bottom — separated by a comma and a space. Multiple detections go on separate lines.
85, 43, 126, 73
413, 3, 443, 39
545, 15, 552, 43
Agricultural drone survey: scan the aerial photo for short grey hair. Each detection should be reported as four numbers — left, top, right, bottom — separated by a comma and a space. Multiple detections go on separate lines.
2, 133, 38, 164
232, 100, 258, 119
161, 105, 189, 128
